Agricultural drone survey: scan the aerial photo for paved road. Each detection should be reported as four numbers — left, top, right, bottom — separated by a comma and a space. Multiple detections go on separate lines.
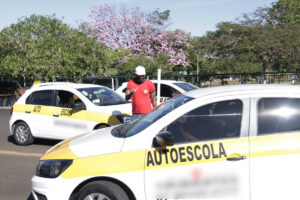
0, 108, 60, 200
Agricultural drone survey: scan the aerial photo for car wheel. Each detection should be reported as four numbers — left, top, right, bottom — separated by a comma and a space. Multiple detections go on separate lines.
13, 122, 34, 145
76, 181, 129, 200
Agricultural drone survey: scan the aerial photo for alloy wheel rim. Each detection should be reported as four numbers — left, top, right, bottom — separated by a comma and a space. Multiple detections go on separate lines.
83, 193, 110, 200
15, 125, 28, 143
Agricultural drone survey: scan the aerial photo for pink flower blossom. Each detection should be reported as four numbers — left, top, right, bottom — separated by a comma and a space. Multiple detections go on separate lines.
82, 4, 190, 67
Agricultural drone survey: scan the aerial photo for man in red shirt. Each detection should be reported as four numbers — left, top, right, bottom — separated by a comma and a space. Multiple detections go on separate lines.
125, 66, 157, 121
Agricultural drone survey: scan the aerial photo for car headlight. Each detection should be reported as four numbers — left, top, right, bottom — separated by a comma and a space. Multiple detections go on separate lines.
116, 115, 131, 124
36, 160, 73, 178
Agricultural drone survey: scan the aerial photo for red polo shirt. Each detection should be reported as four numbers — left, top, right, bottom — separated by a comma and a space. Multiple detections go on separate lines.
127, 79, 155, 114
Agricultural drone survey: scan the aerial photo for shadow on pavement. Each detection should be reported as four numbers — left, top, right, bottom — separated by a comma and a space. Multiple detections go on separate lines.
7, 135, 61, 147
7, 135, 14, 143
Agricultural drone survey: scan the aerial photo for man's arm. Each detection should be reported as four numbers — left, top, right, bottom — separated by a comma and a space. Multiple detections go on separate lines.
150, 91, 157, 109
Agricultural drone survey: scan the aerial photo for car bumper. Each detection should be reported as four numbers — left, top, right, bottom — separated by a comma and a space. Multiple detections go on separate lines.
31, 175, 85, 200
8, 117, 14, 135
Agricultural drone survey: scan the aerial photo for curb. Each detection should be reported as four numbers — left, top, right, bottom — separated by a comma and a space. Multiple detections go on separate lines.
0, 106, 11, 109
0, 150, 43, 157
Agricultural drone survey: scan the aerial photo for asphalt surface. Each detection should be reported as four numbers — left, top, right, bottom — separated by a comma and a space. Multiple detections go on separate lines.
0, 108, 60, 200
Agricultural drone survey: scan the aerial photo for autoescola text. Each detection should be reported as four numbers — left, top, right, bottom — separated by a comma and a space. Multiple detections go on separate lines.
147, 142, 227, 167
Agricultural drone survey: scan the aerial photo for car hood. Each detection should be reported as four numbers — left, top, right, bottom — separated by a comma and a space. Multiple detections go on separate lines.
41, 127, 125, 160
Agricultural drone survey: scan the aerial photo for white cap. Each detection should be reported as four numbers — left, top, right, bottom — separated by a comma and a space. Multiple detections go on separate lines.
135, 66, 146, 75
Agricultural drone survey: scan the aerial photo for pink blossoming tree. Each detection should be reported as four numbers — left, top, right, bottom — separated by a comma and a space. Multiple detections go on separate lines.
82, 4, 190, 74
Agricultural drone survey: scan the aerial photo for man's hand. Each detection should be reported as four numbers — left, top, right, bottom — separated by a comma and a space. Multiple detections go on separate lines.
129, 88, 137, 94
125, 88, 138, 100
150, 91, 157, 109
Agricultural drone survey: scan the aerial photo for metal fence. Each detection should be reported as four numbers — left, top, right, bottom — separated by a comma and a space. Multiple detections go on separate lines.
1, 72, 299, 106
82, 72, 299, 90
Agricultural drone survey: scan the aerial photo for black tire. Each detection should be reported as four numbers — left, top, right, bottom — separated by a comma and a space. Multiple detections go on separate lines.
94, 124, 109, 130
76, 181, 129, 200
13, 122, 34, 146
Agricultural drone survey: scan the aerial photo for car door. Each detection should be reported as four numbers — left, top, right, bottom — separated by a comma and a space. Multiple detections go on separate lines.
24, 90, 55, 137
145, 98, 250, 200
51, 90, 88, 139
249, 96, 300, 200
155, 83, 180, 103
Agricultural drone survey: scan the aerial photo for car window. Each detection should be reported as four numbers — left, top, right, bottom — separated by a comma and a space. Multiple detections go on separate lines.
173, 82, 198, 92
258, 98, 300, 135
26, 90, 53, 106
77, 87, 128, 106
154, 83, 180, 98
165, 99, 242, 144
56, 90, 84, 108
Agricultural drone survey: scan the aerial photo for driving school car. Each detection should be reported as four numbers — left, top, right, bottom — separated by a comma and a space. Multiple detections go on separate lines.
9, 82, 131, 145
32, 84, 300, 200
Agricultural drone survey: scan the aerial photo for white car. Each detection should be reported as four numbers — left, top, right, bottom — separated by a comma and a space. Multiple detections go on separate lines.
9, 82, 131, 145
115, 80, 198, 103
32, 84, 300, 200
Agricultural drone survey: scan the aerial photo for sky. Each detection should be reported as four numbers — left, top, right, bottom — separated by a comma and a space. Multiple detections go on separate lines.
0, 0, 276, 36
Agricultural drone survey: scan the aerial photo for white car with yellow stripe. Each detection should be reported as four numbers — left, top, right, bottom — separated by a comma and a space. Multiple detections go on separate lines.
9, 82, 131, 145
32, 84, 300, 200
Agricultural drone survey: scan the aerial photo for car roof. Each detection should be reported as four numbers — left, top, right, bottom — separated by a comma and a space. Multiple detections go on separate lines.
184, 84, 300, 99
31, 82, 105, 90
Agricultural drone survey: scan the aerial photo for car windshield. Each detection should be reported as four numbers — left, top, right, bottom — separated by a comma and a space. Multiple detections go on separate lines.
77, 87, 129, 106
112, 95, 194, 137
173, 82, 198, 91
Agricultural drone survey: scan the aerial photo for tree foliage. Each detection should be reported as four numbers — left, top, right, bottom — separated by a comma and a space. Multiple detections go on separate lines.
0, 14, 118, 81
189, 0, 299, 75
272, 0, 300, 25
0, 0, 299, 81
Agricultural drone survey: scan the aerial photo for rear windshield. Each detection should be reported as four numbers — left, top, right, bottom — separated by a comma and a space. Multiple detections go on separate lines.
77, 87, 129, 106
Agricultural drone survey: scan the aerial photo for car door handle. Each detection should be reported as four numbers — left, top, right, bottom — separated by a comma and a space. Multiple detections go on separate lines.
226, 155, 246, 161
25, 110, 31, 114
53, 114, 59, 117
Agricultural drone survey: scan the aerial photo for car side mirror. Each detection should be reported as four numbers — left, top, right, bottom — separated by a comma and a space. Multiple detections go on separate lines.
153, 131, 174, 148
73, 102, 86, 110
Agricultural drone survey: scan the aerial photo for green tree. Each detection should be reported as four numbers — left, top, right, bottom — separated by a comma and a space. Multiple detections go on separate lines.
188, 0, 299, 76
241, 1, 300, 72
271, 0, 300, 70
0, 14, 116, 81
190, 22, 261, 74
272, 0, 300, 25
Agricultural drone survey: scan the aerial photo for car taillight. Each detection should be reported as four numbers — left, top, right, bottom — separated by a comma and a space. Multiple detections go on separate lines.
10, 107, 13, 115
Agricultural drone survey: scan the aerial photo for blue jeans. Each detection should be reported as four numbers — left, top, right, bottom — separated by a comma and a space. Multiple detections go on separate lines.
131, 113, 144, 122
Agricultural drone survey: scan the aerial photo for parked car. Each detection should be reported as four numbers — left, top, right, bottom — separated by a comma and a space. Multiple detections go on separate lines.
9, 82, 131, 145
31, 84, 300, 200
0, 80, 24, 106
115, 80, 199, 103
